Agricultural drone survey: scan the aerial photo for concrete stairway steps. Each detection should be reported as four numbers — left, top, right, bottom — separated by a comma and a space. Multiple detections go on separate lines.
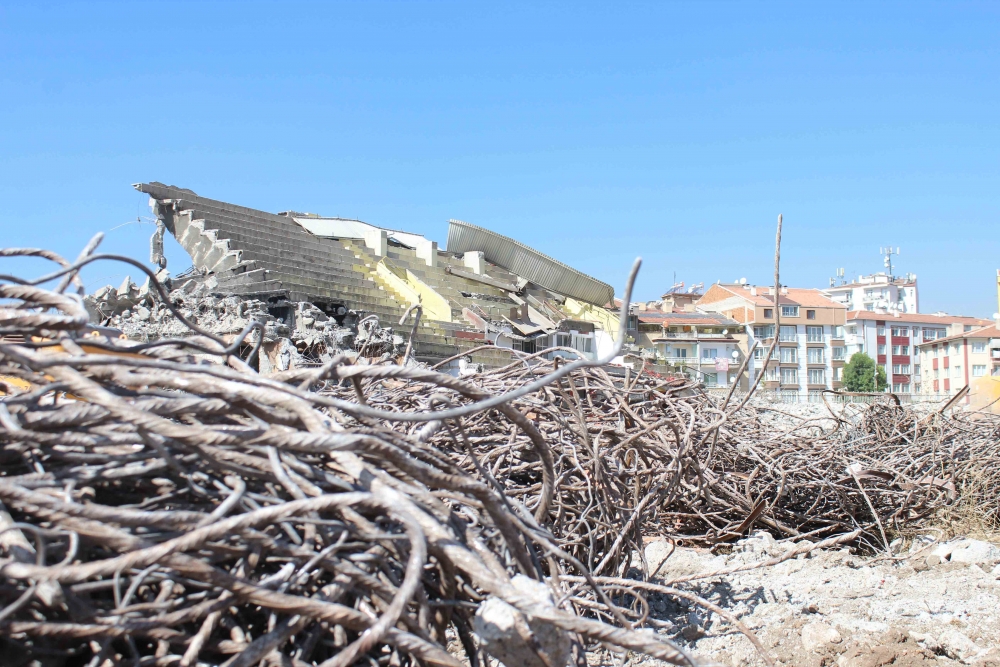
180, 210, 367, 284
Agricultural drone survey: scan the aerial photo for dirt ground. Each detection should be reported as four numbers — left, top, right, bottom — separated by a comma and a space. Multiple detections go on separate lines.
629, 531, 1000, 667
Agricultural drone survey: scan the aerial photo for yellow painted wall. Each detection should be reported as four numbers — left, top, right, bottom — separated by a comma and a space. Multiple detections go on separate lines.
561, 297, 620, 339
375, 259, 452, 323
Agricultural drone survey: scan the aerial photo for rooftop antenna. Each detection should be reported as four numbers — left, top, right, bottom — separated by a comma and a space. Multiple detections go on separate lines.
828, 267, 845, 288
879, 246, 900, 280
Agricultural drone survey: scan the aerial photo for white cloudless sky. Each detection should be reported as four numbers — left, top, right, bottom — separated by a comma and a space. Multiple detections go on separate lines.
1, 1, 999, 315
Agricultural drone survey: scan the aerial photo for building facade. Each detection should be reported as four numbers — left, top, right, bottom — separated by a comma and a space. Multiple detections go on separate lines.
915, 325, 1000, 396
823, 272, 919, 314
696, 284, 847, 400
635, 312, 742, 387
844, 312, 993, 394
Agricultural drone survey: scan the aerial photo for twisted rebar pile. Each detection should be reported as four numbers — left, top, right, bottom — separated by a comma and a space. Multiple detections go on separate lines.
1, 242, 998, 667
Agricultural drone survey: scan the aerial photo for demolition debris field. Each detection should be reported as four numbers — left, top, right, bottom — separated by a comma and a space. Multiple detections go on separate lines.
1, 240, 999, 667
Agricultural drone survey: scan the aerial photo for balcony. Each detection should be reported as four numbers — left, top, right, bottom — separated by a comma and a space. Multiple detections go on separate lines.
657, 332, 734, 340
661, 356, 693, 363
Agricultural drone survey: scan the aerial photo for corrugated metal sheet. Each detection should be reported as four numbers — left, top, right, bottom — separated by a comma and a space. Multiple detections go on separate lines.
446, 219, 615, 306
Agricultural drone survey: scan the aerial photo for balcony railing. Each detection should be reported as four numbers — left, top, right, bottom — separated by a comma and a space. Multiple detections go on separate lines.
658, 332, 733, 340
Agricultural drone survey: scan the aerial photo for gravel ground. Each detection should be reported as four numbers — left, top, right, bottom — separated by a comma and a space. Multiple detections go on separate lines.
629, 532, 1000, 667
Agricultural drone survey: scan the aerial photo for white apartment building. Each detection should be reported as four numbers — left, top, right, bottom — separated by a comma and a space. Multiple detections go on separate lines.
823, 272, 919, 314
844, 312, 993, 394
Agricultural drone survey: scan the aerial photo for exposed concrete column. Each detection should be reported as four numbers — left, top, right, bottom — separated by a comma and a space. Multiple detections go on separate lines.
463, 250, 485, 274
363, 229, 387, 256
415, 239, 438, 267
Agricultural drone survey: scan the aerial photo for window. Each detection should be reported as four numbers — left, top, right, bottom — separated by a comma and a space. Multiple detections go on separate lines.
923, 328, 945, 341
753, 325, 774, 339
891, 345, 910, 356
806, 309, 816, 320
781, 368, 798, 384
891, 327, 908, 337
808, 369, 825, 385
892, 383, 906, 393
782, 305, 799, 317
763, 308, 773, 319
702, 348, 718, 360
675, 348, 688, 358
572, 335, 593, 354
953, 365, 961, 377
832, 347, 846, 361
780, 347, 798, 363
515, 338, 537, 353
964, 325, 974, 332
765, 367, 780, 381
555, 333, 571, 347
973, 342, 987, 353
806, 325, 824, 342
847, 325, 858, 335
973, 365, 987, 377
833, 367, 842, 381
779, 325, 797, 342
753, 347, 768, 360
808, 390, 824, 403
703, 373, 718, 387
892, 364, 911, 374
780, 390, 799, 403
834, 326, 845, 338
877, 326, 886, 336
877, 344, 886, 355
807, 348, 825, 364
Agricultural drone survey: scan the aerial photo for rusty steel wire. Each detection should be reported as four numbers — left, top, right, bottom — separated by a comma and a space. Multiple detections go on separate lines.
1, 241, 998, 667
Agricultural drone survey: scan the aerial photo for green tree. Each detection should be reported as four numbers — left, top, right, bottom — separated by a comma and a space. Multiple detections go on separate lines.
842, 352, 888, 392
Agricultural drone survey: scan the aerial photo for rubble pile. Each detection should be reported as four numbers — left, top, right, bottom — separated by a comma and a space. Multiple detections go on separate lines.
1, 243, 999, 667
84, 270, 404, 369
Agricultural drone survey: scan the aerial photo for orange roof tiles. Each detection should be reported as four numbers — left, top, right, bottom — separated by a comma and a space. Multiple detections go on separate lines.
916, 324, 999, 347
700, 284, 844, 309
636, 312, 737, 326
847, 311, 992, 327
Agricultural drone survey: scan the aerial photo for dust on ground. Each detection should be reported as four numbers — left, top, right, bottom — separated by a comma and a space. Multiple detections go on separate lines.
630, 531, 1000, 667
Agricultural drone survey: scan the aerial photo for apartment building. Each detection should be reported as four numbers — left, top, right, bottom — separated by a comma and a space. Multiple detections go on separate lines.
915, 325, 1000, 396
696, 284, 847, 400
845, 312, 993, 394
823, 272, 919, 314
635, 312, 742, 387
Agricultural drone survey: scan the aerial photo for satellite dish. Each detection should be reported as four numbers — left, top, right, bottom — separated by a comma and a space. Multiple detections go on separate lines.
739, 277, 747, 285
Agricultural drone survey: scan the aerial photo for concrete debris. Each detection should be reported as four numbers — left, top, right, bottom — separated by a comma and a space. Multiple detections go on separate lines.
84, 270, 404, 371
801, 621, 843, 652
473, 575, 572, 667
630, 532, 1000, 667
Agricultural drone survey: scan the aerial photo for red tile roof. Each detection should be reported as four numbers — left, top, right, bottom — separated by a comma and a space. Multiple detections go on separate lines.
916, 324, 999, 347
847, 311, 991, 326
705, 285, 844, 309
636, 312, 738, 326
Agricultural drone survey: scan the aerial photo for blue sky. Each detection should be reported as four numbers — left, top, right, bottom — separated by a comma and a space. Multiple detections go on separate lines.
1, 2, 998, 316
